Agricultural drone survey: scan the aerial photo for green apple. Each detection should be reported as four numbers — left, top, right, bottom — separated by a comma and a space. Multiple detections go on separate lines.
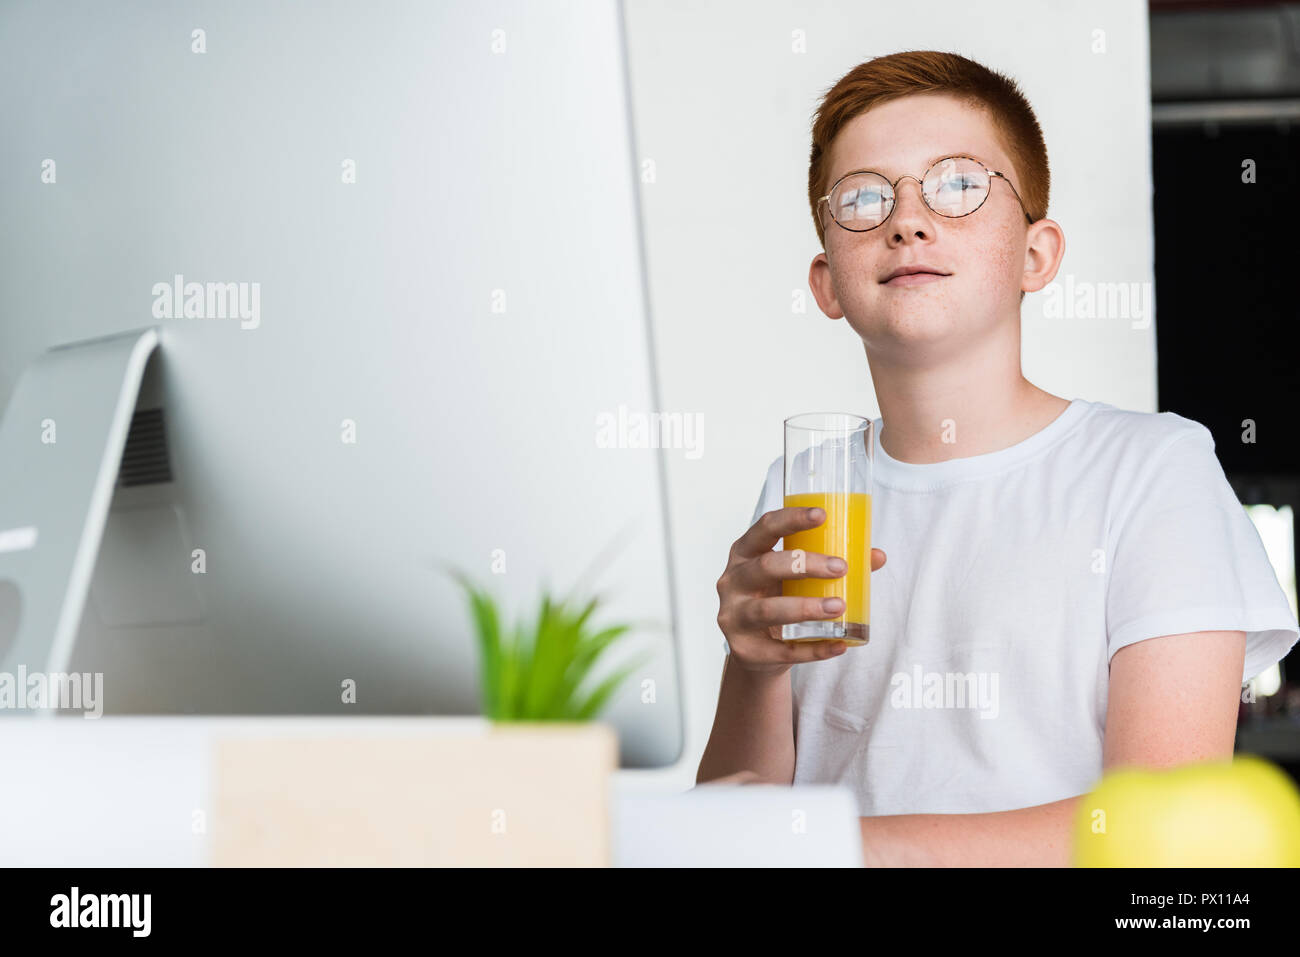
1073, 754, 1300, 867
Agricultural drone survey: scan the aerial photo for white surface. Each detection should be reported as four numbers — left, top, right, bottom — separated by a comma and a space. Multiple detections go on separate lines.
612, 785, 862, 867
0, 716, 846, 866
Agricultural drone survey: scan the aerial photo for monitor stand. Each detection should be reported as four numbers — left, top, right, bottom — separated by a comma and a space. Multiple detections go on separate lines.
0, 326, 160, 704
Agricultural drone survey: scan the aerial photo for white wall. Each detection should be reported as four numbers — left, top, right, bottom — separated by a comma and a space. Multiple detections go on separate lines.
620, 0, 1156, 792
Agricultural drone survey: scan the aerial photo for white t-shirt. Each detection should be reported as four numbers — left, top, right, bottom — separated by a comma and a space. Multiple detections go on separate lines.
743, 397, 1299, 816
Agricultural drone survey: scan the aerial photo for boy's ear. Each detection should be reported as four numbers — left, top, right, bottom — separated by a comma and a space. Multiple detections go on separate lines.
1020, 218, 1066, 295
808, 251, 845, 320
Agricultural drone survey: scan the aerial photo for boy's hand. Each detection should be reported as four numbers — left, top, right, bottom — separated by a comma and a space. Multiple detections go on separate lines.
715, 506, 886, 677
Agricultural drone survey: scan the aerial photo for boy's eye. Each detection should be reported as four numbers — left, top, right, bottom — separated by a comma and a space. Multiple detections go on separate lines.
853, 186, 886, 206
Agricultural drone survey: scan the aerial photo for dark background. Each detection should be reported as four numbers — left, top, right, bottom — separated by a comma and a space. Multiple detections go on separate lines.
1149, 0, 1300, 777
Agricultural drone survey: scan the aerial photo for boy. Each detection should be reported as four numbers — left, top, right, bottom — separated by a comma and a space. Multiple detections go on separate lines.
698, 51, 1299, 866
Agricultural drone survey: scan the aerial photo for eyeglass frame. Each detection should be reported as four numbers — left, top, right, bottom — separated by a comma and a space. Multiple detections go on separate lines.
817, 154, 1034, 233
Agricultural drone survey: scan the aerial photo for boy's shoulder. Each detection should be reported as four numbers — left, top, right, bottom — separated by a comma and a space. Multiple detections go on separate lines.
1079, 399, 1216, 457
760, 400, 1215, 466
754, 399, 1219, 510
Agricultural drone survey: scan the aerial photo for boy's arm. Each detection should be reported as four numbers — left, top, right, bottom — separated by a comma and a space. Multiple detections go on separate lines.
859, 795, 1081, 867
858, 629, 1247, 867
697, 656, 795, 786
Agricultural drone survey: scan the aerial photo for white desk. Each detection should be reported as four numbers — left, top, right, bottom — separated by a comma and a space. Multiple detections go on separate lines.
0, 716, 861, 867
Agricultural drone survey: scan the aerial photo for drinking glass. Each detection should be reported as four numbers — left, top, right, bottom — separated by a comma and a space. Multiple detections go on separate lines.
781, 412, 873, 644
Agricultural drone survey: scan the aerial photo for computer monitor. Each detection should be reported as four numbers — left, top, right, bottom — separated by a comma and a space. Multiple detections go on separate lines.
0, 0, 684, 767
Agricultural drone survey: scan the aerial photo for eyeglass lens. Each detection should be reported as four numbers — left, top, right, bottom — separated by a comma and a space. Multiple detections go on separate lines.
827, 157, 992, 231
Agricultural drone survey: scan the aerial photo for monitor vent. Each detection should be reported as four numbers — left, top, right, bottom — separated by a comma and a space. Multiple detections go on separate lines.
117, 407, 173, 487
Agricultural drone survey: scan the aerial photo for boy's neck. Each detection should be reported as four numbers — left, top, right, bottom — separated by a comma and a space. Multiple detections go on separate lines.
872, 363, 1070, 466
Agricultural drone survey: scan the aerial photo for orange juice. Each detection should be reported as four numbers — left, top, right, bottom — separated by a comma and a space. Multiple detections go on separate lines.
781, 491, 871, 645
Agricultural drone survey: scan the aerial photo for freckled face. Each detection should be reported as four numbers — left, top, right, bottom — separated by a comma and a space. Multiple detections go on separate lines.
819, 94, 1030, 361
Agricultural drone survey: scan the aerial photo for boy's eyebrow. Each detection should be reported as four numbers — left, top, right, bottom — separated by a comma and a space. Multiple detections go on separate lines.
836, 151, 988, 179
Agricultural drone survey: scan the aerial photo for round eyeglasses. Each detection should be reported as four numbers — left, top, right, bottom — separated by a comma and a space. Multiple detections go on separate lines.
818, 154, 1033, 232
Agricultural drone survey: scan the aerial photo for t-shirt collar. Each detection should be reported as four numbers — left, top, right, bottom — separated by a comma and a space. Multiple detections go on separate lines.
866, 398, 1092, 492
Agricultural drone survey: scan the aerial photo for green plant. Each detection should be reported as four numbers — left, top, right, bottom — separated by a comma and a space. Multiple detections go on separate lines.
447, 567, 651, 722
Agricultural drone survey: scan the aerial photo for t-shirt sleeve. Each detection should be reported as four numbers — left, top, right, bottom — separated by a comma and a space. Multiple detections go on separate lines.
1105, 422, 1299, 683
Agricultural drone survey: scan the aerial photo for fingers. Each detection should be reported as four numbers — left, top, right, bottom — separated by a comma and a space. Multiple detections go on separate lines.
779, 639, 850, 663
734, 594, 846, 632
726, 545, 847, 592
727, 508, 886, 576
728, 506, 826, 565
730, 637, 850, 670
723, 544, 885, 593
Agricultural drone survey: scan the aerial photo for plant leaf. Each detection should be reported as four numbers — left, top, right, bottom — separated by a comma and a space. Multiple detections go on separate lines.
571, 651, 652, 721
549, 623, 631, 716
509, 617, 533, 720
448, 558, 647, 723
522, 592, 586, 719
448, 567, 503, 718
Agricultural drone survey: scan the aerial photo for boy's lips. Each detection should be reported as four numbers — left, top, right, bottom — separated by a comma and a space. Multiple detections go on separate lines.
880, 263, 951, 285
881, 271, 950, 287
